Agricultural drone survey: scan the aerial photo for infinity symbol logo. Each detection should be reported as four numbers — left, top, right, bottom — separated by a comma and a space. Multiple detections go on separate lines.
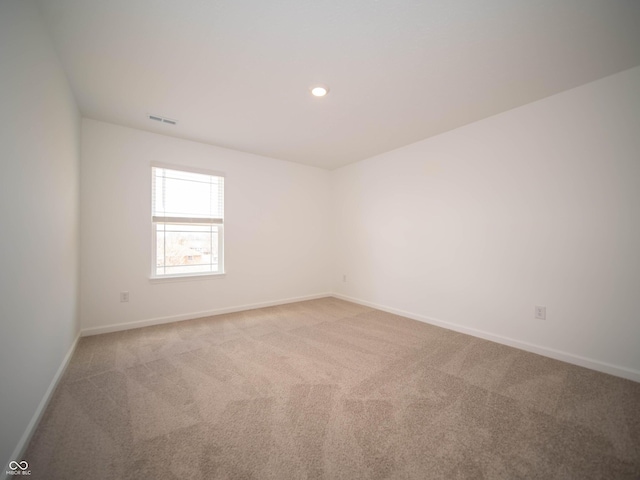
9, 461, 28, 470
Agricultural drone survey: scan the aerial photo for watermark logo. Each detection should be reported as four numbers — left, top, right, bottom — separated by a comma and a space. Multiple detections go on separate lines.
7, 460, 31, 476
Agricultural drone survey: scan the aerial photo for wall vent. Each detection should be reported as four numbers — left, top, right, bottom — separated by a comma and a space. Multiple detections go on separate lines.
148, 114, 178, 125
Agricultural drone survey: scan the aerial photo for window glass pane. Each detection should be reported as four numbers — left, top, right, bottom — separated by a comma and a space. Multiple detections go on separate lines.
156, 229, 165, 267
155, 224, 220, 276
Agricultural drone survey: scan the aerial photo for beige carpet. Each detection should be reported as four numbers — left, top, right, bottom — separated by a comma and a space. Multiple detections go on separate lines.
24, 298, 640, 479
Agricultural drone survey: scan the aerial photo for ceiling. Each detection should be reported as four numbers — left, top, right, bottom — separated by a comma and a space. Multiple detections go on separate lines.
38, 0, 640, 170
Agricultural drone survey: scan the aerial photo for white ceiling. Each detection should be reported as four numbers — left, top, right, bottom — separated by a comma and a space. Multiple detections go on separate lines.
38, 0, 640, 170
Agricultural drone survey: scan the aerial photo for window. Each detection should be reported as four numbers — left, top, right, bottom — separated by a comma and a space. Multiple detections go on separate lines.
152, 164, 224, 278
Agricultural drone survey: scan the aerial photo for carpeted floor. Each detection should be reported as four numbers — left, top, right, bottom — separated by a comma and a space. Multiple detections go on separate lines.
24, 297, 640, 479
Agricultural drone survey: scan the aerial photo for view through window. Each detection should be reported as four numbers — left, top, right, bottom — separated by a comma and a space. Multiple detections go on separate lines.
152, 165, 224, 277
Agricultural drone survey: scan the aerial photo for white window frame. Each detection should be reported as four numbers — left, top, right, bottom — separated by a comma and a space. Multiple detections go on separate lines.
150, 162, 225, 280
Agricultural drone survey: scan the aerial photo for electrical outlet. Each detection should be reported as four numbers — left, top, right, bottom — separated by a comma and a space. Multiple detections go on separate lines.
120, 291, 130, 303
535, 305, 546, 320
342, 274, 347, 282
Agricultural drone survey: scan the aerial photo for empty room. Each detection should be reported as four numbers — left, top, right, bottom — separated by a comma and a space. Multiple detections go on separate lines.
1, 0, 640, 478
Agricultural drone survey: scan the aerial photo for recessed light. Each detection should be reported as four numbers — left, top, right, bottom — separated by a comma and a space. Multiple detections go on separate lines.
310, 85, 329, 97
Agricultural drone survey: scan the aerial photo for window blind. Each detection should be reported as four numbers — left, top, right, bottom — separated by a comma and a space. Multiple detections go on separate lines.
152, 166, 224, 224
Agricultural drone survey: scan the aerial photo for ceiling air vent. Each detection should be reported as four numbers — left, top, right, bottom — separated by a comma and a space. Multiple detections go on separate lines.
148, 114, 178, 125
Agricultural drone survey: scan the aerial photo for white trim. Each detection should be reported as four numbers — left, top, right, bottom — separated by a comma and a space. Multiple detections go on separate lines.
4, 332, 81, 478
331, 293, 640, 383
151, 164, 225, 280
81, 293, 332, 337
217, 225, 224, 274
149, 272, 226, 283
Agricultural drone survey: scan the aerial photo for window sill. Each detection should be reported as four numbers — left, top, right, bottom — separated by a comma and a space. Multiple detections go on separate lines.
149, 272, 226, 284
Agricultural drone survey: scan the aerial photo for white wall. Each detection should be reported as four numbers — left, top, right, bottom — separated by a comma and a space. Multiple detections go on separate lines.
80, 119, 331, 332
332, 66, 640, 379
0, 0, 80, 471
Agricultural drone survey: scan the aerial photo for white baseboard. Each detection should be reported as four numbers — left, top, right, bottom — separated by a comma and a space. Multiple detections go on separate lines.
332, 293, 640, 383
81, 293, 333, 337
4, 331, 81, 478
